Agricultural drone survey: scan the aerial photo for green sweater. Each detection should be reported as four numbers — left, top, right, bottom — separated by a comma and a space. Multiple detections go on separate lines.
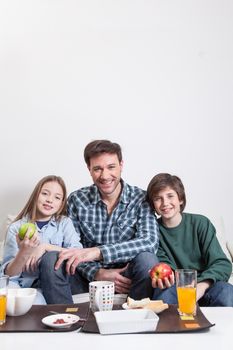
157, 213, 232, 283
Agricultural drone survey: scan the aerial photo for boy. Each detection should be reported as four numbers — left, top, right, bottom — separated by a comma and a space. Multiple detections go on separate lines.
146, 173, 233, 306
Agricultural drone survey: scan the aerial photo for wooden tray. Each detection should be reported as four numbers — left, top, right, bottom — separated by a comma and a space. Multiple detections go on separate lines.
0, 303, 215, 334
81, 304, 215, 334
0, 303, 90, 332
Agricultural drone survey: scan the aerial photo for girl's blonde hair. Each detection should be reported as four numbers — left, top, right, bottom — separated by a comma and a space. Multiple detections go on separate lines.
14, 175, 67, 223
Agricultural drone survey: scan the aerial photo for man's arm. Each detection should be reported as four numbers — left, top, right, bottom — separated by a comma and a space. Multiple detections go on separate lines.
54, 247, 102, 274
55, 247, 131, 294
65, 189, 159, 279
95, 267, 131, 294
99, 201, 159, 264
77, 262, 132, 294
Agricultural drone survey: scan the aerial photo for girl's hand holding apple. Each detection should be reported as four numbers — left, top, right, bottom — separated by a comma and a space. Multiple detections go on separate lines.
18, 223, 36, 240
16, 228, 40, 254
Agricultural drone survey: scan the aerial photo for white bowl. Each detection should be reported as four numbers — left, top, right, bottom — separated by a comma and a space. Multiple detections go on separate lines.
94, 309, 159, 335
6, 288, 37, 316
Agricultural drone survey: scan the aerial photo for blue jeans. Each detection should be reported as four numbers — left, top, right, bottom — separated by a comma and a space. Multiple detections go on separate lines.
152, 281, 233, 306
123, 251, 158, 299
39, 251, 89, 304
39, 251, 158, 304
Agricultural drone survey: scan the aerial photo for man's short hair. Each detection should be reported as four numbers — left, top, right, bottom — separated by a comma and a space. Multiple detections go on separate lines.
84, 139, 122, 167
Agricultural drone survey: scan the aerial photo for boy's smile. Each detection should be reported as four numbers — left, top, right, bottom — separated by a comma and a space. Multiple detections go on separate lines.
153, 186, 183, 227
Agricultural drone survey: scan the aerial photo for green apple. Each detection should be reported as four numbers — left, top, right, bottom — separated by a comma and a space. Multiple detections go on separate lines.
18, 223, 36, 240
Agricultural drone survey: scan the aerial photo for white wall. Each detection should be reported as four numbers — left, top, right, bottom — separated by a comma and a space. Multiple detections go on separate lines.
0, 0, 233, 241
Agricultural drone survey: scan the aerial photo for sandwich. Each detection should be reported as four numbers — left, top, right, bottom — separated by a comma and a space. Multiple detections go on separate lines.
126, 297, 168, 314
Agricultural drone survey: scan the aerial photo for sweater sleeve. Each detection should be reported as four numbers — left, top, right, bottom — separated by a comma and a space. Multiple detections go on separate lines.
156, 244, 177, 271
197, 217, 232, 283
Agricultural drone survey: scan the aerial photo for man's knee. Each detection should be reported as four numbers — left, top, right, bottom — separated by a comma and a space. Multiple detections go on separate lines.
40, 251, 59, 273
129, 252, 158, 277
132, 252, 158, 269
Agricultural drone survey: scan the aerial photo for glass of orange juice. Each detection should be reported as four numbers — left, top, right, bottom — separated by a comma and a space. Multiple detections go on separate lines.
175, 269, 197, 317
0, 275, 9, 325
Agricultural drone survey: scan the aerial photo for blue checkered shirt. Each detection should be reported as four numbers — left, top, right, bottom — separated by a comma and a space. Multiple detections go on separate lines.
67, 180, 159, 281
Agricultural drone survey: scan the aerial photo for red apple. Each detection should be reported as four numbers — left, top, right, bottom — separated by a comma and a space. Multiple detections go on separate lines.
150, 262, 172, 281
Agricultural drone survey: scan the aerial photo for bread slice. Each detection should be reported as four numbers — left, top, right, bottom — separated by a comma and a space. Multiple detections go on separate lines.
127, 296, 151, 308
143, 301, 168, 314
126, 297, 168, 314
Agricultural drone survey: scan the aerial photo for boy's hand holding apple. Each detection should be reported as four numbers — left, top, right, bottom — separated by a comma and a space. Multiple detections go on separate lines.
149, 262, 174, 289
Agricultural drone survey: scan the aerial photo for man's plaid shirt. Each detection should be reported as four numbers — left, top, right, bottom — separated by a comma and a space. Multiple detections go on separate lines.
67, 180, 159, 281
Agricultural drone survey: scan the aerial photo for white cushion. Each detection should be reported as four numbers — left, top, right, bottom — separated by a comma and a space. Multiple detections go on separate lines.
226, 242, 233, 262
6, 214, 16, 226
0, 214, 16, 241
204, 214, 232, 262
0, 240, 4, 263
217, 233, 232, 262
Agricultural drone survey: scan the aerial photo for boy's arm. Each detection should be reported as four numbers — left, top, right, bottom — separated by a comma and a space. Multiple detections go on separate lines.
156, 245, 177, 270
196, 280, 212, 301
198, 219, 232, 283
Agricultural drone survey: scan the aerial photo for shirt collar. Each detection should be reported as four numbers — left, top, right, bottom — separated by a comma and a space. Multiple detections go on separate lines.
90, 179, 130, 205
48, 216, 57, 226
36, 216, 57, 228
23, 215, 57, 227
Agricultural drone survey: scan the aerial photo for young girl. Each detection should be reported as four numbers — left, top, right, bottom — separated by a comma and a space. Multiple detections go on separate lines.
146, 173, 233, 307
1, 175, 82, 304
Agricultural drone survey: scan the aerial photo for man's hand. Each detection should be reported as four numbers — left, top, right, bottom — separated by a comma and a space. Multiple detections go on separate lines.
95, 266, 132, 294
151, 271, 175, 289
55, 247, 102, 274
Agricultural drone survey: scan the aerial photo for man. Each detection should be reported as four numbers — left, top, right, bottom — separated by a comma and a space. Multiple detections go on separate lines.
40, 140, 159, 304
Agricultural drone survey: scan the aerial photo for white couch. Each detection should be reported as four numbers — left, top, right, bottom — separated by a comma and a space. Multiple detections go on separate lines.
1, 214, 233, 287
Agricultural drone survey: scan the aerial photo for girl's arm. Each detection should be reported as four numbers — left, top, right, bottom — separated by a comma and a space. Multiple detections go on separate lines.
24, 243, 67, 272
5, 233, 40, 276
25, 216, 82, 272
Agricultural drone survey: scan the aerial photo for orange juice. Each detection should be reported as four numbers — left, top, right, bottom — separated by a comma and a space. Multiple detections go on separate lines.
177, 286, 196, 315
0, 294, 7, 325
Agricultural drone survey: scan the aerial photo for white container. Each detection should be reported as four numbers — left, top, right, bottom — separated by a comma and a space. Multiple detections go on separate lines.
6, 288, 37, 316
94, 309, 159, 335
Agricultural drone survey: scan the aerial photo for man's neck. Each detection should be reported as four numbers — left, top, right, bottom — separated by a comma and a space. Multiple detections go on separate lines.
101, 182, 122, 215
